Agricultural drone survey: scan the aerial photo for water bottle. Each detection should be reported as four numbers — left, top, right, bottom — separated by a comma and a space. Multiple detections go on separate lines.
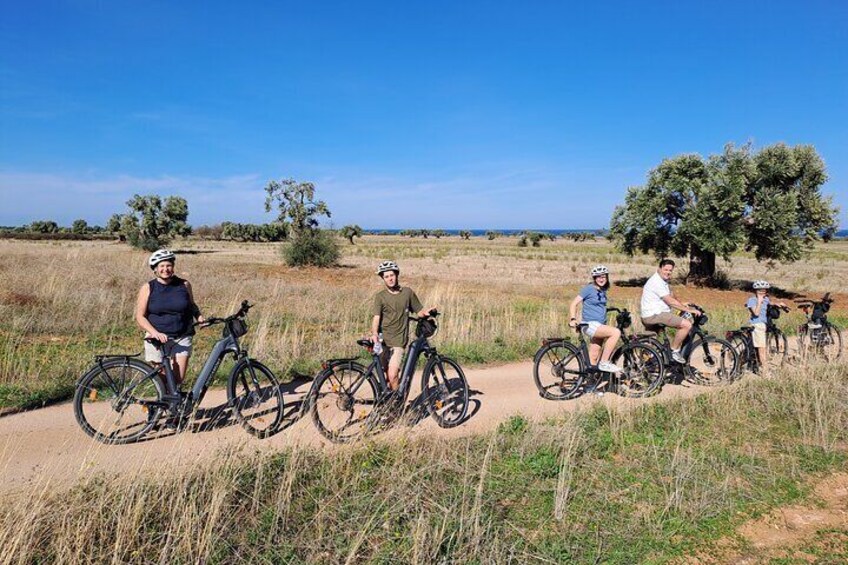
373, 339, 383, 355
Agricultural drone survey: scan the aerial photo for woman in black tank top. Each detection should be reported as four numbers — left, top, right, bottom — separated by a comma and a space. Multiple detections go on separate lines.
135, 249, 205, 387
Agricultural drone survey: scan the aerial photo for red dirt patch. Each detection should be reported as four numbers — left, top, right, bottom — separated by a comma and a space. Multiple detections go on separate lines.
686, 472, 848, 564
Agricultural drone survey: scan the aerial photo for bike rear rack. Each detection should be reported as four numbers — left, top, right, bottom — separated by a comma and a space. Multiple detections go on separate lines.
94, 352, 143, 363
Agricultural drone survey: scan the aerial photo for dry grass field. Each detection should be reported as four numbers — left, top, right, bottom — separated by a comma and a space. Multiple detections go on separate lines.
1, 235, 847, 410
1, 235, 847, 563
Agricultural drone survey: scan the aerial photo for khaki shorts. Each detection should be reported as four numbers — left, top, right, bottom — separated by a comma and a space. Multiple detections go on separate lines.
386, 347, 405, 371
144, 335, 193, 363
641, 312, 685, 332
752, 323, 767, 348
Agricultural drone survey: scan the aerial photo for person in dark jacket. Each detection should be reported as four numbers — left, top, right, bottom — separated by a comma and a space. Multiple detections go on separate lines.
135, 249, 204, 387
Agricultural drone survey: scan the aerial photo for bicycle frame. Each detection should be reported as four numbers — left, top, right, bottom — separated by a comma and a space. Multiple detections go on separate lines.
117, 329, 246, 417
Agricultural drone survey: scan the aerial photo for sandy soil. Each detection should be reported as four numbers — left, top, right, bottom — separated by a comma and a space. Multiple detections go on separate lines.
0, 360, 714, 494
686, 473, 848, 564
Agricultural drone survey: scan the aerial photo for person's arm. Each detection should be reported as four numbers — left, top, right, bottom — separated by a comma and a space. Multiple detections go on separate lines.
568, 295, 583, 328
662, 292, 698, 315
183, 281, 205, 324
408, 290, 433, 318
135, 284, 167, 342
748, 297, 764, 318
371, 294, 382, 343
371, 315, 381, 343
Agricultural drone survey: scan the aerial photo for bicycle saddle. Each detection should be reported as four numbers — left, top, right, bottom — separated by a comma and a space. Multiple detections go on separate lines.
356, 338, 374, 348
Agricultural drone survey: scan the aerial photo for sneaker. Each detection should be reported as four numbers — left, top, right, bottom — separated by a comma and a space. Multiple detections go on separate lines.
671, 350, 686, 364
598, 361, 622, 373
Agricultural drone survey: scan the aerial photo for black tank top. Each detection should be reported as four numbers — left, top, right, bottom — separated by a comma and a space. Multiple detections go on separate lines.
146, 277, 193, 337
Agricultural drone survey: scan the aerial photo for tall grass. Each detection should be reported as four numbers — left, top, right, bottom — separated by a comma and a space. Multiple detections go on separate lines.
2, 363, 846, 563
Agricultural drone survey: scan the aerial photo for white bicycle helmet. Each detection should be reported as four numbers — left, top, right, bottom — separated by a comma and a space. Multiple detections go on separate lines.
376, 260, 399, 276
752, 280, 770, 290
591, 265, 610, 277
148, 249, 176, 269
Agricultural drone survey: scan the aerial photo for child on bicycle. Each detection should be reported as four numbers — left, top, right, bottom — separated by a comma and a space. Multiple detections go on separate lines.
371, 261, 436, 391
746, 280, 787, 374
568, 265, 622, 373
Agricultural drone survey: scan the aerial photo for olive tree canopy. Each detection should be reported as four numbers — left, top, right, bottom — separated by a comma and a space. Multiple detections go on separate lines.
609, 143, 839, 281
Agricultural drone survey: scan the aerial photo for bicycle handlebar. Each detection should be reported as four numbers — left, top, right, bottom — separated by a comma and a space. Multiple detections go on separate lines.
199, 300, 253, 327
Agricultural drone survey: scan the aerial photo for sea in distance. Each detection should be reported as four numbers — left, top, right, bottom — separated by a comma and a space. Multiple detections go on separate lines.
362, 228, 605, 236
363, 228, 848, 238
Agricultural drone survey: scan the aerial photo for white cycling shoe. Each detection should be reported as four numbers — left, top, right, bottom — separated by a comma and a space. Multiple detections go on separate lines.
598, 361, 622, 373
671, 350, 686, 364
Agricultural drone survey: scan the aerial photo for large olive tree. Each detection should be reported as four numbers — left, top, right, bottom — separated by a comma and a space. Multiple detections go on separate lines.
609, 143, 838, 281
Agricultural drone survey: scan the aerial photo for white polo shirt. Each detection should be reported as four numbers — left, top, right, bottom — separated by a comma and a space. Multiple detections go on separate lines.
641, 272, 672, 318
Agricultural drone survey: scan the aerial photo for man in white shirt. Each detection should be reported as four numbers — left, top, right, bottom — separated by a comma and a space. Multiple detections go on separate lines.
640, 259, 700, 364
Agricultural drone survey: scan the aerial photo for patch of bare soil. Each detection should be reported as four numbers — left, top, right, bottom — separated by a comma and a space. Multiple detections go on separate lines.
687, 473, 848, 564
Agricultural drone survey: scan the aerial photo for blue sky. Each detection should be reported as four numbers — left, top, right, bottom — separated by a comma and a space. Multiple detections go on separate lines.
1, 1, 846, 229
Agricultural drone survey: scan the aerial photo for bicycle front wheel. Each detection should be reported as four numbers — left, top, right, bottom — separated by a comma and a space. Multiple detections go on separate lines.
533, 340, 584, 400
767, 329, 788, 370
422, 356, 469, 428
612, 342, 664, 398
726, 333, 753, 375
73, 358, 164, 444
310, 362, 379, 443
228, 360, 284, 439
685, 337, 739, 386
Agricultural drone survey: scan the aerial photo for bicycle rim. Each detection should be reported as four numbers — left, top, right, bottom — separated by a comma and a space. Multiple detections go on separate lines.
614, 343, 664, 398
229, 361, 284, 438
311, 364, 377, 443
767, 330, 788, 369
533, 341, 584, 400
74, 360, 163, 444
423, 357, 469, 428
686, 338, 738, 386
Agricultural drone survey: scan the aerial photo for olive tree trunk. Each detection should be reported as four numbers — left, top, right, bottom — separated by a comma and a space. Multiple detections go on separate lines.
688, 245, 716, 281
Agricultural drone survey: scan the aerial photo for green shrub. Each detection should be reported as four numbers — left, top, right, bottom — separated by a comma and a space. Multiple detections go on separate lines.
283, 229, 340, 267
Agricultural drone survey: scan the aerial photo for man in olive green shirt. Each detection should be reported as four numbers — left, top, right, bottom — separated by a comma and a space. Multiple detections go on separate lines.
371, 261, 435, 390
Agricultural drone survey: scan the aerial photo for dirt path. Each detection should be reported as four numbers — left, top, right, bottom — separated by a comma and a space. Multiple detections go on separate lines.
0, 361, 718, 494
686, 472, 848, 564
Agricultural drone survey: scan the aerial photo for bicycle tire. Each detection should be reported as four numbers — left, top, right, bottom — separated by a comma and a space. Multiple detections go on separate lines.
73, 358, 164, 444
532, 340, 584, 400
767, 329, 788, 369
421, 356, 469, 428
227, 359, 284, 439
798, 323, 843, 362
612, 342, 665, 398
727, 333, 753, 374
823, 324, 843, 361
309, 362, 379, 443
685, 336, 739, 386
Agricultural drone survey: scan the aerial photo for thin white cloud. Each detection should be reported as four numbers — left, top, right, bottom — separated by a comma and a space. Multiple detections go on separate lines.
0, 165, 628, 229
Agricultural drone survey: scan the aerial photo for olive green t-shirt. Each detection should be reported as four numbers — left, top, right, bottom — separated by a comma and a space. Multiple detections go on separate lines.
372, 287, 423, 347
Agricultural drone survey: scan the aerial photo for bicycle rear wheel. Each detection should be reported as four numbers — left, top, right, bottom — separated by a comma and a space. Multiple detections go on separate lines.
73, 358, 164, 444
532, 340, 584, 400
799, 324, 843, 362
422, 356, 469, 428
310, 363, 379, 443
612, 342, 664, 398
228, 359, 284, 439
685, 337, 739, 386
